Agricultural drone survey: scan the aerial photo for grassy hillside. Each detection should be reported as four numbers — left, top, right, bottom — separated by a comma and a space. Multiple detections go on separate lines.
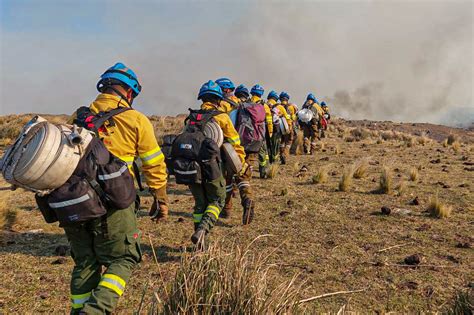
0, 114, 473, 313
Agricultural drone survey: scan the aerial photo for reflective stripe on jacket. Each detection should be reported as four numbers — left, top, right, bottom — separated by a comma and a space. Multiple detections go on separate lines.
79, 93, 167, 190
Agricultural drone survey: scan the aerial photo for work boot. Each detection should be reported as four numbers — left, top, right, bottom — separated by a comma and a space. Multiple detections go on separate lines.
280, 156, 286, 165
259, 166, 267, 179
220, 203, 232, 219
191, 228, 206, 246
242, 199, 255, 225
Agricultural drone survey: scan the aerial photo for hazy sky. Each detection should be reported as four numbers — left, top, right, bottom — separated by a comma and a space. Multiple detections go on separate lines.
0, 0, 473, 126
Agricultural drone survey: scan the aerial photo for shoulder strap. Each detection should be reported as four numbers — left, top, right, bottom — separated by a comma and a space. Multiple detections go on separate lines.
224, 97, 239, 108
93, 107, 132, 129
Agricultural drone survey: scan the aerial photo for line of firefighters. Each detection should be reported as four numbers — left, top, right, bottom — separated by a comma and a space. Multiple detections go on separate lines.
56, 63, 331, 314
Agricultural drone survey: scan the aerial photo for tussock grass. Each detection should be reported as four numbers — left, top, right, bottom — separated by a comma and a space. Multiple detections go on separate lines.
334, 144, 341, 155
293, 161, 301, 173
445, 289, 473, 315
447, 134, 457, 145
267, 164, 279, 179
353, 159, 369, 179
396, 180, 407, 196
293, 131, 304, 155
379, 166, 393, 194
418, 132, 430, 145
312, 165, 330, 184
405, 136, 416, 147
442, 139, 449, 147
151, 238, 302, 314
338, 165, 354, 192
452, 141, 461, 153
428, 195, 452, 218
409, 167, 419, 181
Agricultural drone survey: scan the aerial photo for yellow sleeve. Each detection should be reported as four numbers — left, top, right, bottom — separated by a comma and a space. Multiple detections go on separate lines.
278, 105, 292, 127
290, 105, 297, 122
215, 113, 246, 164
136, 114, 167, 190
264, 104, 273, 135
217, 100, 233, 113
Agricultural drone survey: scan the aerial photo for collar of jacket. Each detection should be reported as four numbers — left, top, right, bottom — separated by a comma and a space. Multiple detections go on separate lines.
250, 95, 261, 103
201, 102, 219, 111
267, 99, 277, 106
90, 93, 131, 113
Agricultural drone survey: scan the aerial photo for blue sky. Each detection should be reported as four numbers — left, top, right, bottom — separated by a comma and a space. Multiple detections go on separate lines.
0, 0, 472, 126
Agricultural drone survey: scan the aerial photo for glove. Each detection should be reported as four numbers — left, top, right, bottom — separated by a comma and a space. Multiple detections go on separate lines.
149, 187, 169, 222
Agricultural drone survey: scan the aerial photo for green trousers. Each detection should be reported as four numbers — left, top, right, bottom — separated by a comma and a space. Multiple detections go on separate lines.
189, 176, 226, 232
64, 204, 141, 315
269, 132, 281, 164
258, 141, 269, 178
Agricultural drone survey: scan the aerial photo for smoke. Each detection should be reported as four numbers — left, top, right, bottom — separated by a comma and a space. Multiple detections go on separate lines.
0, 0, 472, 127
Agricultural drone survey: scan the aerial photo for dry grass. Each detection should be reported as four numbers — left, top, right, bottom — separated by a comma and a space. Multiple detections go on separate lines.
338, 165, 354, 192
409, 167, 419, 181
267, 164, 279, 179
151, 238, 302, 314
396, 180, 407, 196
418, 132, 430, 145
405, 136, 416, 148
428, 195, 452, 219
350, 127, 370, 141
451, 141, 461, 153
312, 165, 330, 184
447, 134, 457, 145
293, 132, 304, 155
353, 159, 369, 179
334, 144, 341, 155
379, 166, 393, 194
293, 161, 301, 173
445, 290, 474, 315
442, 139, 449, 147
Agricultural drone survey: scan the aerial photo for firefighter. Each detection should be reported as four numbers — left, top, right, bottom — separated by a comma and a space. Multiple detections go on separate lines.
66, 62, 168, 314
191, 80, 247, 243
250, 84, 272, 178
320, 101, 330, 137
215, 77, 240, 113
301, 93, 322, 154
265, 91, 291, 164
279, 91, 298, 156
235, 84, 250, 102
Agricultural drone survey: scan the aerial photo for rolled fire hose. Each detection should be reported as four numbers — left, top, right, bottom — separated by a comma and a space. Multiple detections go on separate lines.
0, 116, 93, 193
221, 142, 243, 174
203, 121, 224, 147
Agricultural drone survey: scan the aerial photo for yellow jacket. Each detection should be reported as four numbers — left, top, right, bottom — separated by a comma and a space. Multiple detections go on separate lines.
281, 100, 298, 122
218, 95, 240, 113
322, 106, 330, 114
304, 100, 324, 118
251, 95, 273, 136
71, 93, 167, 191
201, 102, 246, 164
268, 99, 292, 128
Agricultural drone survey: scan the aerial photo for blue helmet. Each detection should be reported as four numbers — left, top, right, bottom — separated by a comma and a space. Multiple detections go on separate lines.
250, 84, 265, 97
198, 80, 223, 100
97, 62, 142, 97
215, 77, 235, 90
321, 101, 327, 107
306, 93, 317, 102
267, 90, 279, 101
235, 84, 250, 98
279, 91, 290, 101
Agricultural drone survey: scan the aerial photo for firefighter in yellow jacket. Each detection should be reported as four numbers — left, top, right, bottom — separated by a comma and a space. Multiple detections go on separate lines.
250, 84, 272, 178
66, 63, 168, 314
190, 80, 247, 244
301, 93, 322, 154
267, 91, 291, 164
215, 77, 240, 113
279, 91, 298, 156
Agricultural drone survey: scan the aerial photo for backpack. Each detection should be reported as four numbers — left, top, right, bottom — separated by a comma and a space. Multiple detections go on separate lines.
35, 138, 136, 226
271, 106, 281, 131
235, 102, 266, 153
170, 109, 222, 185
73, 105, 144, 191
